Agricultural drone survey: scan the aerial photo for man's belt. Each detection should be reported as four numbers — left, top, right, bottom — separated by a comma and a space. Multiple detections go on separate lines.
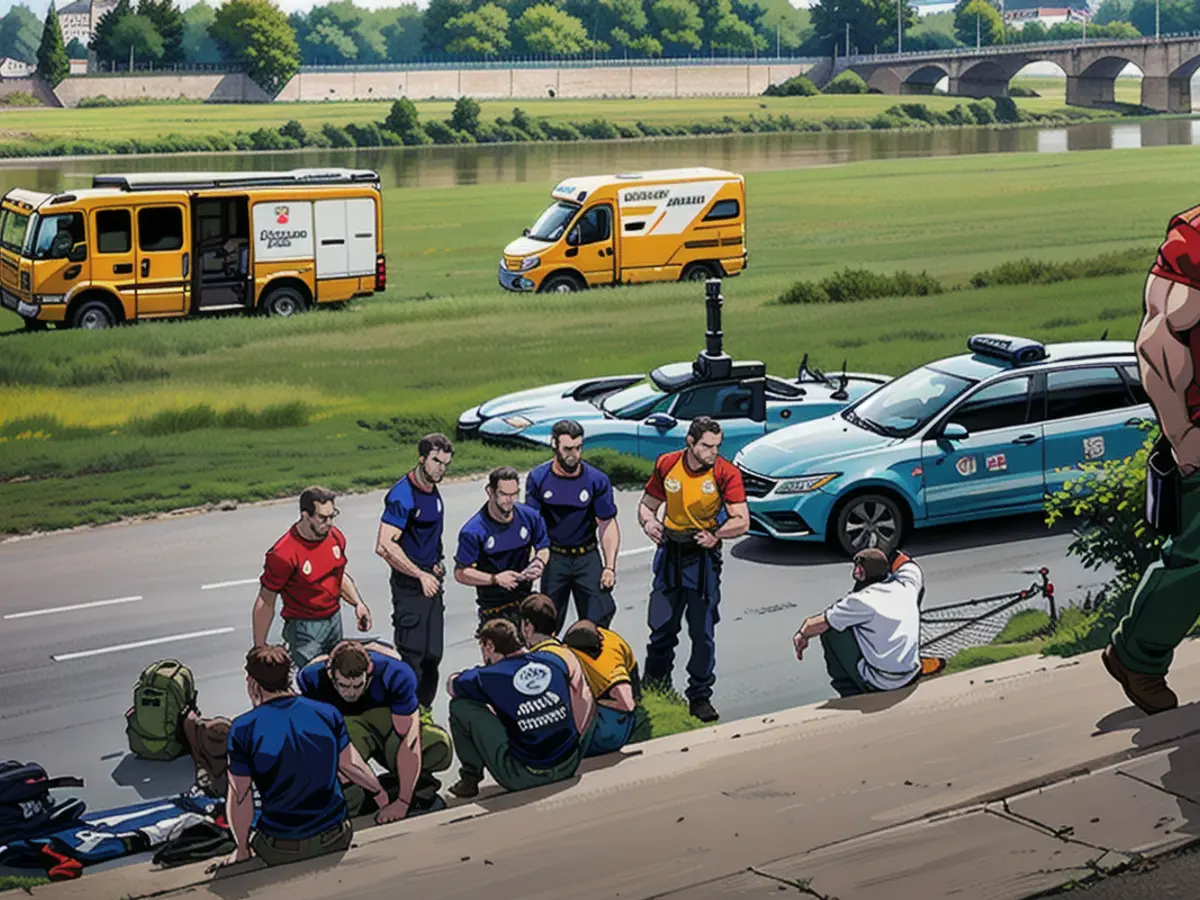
263, 822, 346, 851
478, 597, 523, 616
550, 540, 597, 556
662, 527, 703, 544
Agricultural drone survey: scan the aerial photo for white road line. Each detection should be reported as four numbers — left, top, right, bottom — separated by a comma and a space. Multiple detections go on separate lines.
201, 577, 259, 591
4, 595, 142, 621
619, 546, 656, 558
52, 627, 237, 662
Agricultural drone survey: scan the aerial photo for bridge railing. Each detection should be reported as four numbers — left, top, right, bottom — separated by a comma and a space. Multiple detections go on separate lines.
846, 30, 1200, 65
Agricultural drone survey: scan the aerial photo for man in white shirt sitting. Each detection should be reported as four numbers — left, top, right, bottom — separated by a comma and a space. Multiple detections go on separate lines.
793, 548, 923, 697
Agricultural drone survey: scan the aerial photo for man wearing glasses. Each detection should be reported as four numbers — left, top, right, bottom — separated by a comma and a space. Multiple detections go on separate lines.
254, 486, 374, 671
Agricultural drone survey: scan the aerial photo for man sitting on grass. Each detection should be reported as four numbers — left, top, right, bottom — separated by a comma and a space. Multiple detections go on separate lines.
792, 548, 924, 698
445, 618, 594, 799
563, 619, 643, 757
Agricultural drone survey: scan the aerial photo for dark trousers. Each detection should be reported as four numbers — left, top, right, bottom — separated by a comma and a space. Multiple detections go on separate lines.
542, 549, 617, 634
820, 628, 878, 698
643, 542, 722, 703
391, 571, 444, 709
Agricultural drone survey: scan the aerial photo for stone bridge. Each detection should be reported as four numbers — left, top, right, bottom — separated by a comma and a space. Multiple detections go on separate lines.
839, 34, 1200, 111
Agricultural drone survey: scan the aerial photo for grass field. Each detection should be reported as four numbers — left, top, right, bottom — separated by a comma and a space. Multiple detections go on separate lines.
0, 75, 1142, 145
3, 145, 1196, 534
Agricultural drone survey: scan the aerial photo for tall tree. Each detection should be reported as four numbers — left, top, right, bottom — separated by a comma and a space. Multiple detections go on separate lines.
514, 4, 590, 54
90, 0, 133, 66
422, 0, 472, 56
210, 0, 300, 95
650, 0, 702, 54
181, 1, 220, 63
810, 0, 915, 55
65, 37, 88, 58
137, 0, 184, 63
36, 3, 69, 86
1092, 0, 1130, 24
110, 14, 163, 68
382, 4, 424, 61
953, 0, 1003, 46
443, 2, 511, 57
0, 5, 42, 63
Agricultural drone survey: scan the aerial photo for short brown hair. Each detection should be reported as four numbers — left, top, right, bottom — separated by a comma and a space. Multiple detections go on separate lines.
329, 641, 370, 678
853, 547, 890, 583
299, 486, 336, 515
419, 432, 453, 458
246, 645, 292, 693
687, 416, 721, 442
488, 466, 520, 492
519, 594, 558, 636
563, 620, 603, 659
476, 618, 522, 655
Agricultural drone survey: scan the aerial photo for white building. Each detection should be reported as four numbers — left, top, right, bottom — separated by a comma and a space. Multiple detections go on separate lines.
57, 0, 119, 49
1004, 6, 1093, 29
0, 57, 36, 77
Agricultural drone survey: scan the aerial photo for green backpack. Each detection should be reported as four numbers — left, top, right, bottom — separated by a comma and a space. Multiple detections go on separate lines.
125, 660, 199, 761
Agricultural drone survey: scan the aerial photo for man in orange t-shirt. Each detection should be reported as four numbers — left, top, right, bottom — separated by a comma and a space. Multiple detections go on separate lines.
636, 416, 749, 723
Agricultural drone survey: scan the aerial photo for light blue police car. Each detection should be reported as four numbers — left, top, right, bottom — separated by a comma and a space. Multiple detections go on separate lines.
733, 334, 1155, 558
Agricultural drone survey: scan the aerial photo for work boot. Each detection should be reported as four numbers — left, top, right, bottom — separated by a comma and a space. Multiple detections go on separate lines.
1102, 644, 1178, 715
689, 698, 719, 723
449, 778, 480, 799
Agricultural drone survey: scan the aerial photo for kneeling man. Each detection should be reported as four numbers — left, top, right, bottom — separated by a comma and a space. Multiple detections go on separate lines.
563, 619, 642, 756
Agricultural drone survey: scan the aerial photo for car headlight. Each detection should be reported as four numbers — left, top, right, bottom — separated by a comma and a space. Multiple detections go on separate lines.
774, 473, 840, 495
503, 416, 533, 430
520, 256, 540, 271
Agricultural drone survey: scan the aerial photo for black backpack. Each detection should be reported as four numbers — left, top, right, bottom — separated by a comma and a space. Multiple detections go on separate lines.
0, 761, 85, 844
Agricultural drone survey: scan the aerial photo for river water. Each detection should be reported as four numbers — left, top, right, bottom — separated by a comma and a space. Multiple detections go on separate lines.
0, 116, 1197, 193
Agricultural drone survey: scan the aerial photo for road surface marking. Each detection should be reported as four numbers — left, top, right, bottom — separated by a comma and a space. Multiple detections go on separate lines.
201, 577, 259, 591
4, 595, 142, 621
619, 546, 656, 557
52, 627, 237, 662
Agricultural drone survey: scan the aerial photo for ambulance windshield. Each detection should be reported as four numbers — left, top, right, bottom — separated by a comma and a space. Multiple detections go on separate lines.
527, 201, 579, 242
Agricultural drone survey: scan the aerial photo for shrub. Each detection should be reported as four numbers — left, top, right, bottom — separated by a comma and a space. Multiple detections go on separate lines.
573, 118, 620, 140
992, 96, 1024, 123
540, 121, 582, 141
777, 268, 943, 305
278, 119, 307, 145
635, 120, 662, 136
763, 74, 819, 96
969, 248, 1153, 288
450, 95, 482, 134
399, 126, 433, 145
345, 122, 384, 147
248, 128, 294, 151
0, 90, 40, 106
384, 97, 420, 134
321, 123, 354, 148
966, 99, 996, 124
510, 107, 542, 139
615, 123, 640, 138
822, 71, 868, 94
1009, 85, 1040, 97
423, 120, 473, 143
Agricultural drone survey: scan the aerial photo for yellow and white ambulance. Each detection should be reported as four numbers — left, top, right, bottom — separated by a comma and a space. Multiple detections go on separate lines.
499, 167, 747, 293
1, 168, 385, 330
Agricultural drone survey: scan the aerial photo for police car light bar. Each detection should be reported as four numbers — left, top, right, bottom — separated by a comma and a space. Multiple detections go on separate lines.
967, 334, 1048, 364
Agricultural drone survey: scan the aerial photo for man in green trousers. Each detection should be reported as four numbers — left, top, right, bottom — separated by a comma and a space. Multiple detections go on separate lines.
1105, 204, 1200, 715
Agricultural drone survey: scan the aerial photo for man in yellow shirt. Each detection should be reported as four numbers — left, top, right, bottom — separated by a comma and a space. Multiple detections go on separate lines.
636, 416, 749, 723
563, 619, 641, 756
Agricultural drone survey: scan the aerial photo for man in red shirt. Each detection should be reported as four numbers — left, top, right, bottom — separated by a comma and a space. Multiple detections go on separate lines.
253, 487, 373, 672
636, 416, 748, 722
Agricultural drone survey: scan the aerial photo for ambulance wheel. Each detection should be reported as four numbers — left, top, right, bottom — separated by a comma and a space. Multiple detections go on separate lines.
831, 492, 905, 559
262, 285, 306, 318
539, 273, 585, 294
682, 262, 717, 282
71, 299, 116, 330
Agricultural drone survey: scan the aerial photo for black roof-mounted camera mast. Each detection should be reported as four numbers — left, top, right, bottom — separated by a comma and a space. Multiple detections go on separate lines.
694, 277, 733, 381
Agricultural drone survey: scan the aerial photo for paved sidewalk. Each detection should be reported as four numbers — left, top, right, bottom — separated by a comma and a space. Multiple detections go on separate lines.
31, 639, 1200, 900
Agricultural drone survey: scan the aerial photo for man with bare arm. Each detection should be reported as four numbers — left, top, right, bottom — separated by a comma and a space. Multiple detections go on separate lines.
1104, 206, 1200, 714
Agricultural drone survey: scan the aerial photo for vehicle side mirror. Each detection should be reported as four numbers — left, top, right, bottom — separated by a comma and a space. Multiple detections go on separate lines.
522, 228, 530, 237
645, 413, 677, 431
567, 227, 580, 246
942, 422, 969, 441
67, 243, 87, 262
49, 232, 73, 258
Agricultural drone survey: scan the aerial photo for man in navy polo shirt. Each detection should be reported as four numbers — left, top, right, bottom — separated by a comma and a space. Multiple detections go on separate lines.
376, 433, 453, 710
454, 466, 550, 629
526, 420, 621, 634
445, 617, 594, 799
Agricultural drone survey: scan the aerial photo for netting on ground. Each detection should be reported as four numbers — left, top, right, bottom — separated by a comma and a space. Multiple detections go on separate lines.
919, 570, 1054, 660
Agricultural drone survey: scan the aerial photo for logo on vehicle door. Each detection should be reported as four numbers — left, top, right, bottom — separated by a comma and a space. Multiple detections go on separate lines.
956, 456, 976, 477
275, 206, 289, 225
986, 453, 1007, 472
1083, 436, 1105, 460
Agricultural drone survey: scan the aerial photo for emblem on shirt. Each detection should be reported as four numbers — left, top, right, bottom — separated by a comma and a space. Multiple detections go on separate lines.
302, 560, 312, 575
512, 661, 553, 696
520, 526, 529, 540
986, 453, 1007, 472
664, 477, 682, 493
579, 489, 590, 502
332, 545, 341, 559
956, 456, 976, 477
414, 508, 421, 519
544, 490, 553, 499
701, 479, 716, 494
1083, 436, 1105, 460
486, 536, 496, 550
437, 499, 442, 513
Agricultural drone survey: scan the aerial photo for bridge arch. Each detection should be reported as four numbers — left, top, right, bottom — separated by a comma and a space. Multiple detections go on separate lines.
900, 64, 949, 95
1069, 55, 1146, 110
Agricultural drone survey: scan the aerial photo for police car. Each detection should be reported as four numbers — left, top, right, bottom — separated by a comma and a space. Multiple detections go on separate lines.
733, 334, 1155, 558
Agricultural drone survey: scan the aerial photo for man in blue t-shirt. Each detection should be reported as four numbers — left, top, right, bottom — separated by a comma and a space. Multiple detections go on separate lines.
445, 617, 595, 799
218, 645, 395, 871
454, 466, 550, 629
297, 640, 454, 816
526, 420, 622, 633
376, 433, 454, 711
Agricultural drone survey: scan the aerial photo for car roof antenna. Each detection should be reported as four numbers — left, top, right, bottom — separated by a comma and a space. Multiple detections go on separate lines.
831, 359, 850, 401
1099, 328, 1109, 340
693, 278, 733, 381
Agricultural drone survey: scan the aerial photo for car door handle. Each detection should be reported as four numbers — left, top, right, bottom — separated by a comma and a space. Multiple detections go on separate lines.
182, 252, 189, 278
113, 263, 132, 274
141, 258, 150, 277
64, 265, 80, 280
1012, 433, 1040, 445
1126, 417, 1150, 427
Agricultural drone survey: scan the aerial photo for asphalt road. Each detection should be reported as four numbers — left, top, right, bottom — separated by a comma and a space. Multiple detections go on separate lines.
0, 475, 1114, 816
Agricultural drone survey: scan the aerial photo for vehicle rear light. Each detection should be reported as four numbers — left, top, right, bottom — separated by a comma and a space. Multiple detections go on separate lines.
375, 254, 386, 291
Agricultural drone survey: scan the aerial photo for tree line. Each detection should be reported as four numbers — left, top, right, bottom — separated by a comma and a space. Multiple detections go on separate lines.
12, 0, 1184, 94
